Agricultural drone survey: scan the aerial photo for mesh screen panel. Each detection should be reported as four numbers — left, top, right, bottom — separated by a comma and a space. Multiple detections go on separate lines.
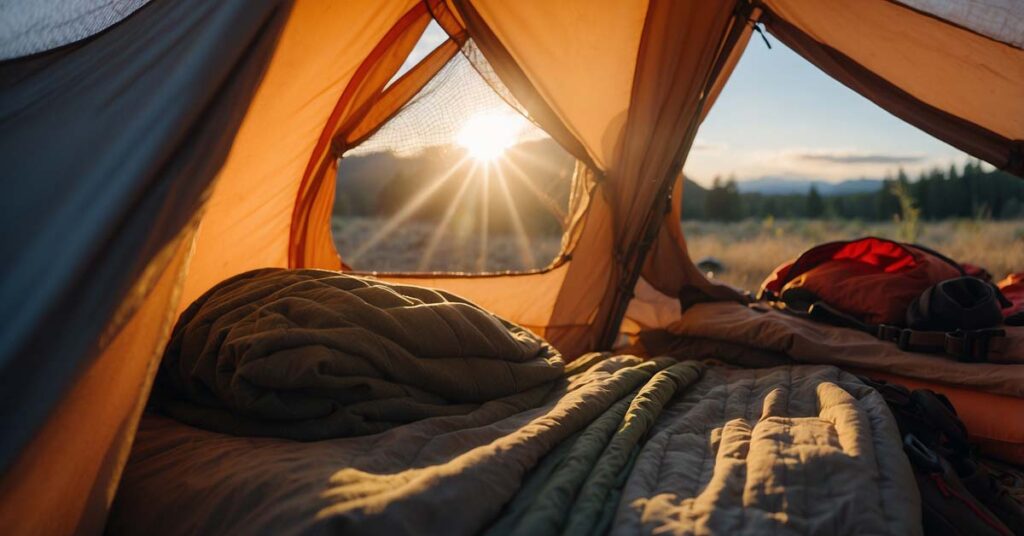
896, 0, 1024, 48
0, 0, 151, 59
335, 40, 575, 273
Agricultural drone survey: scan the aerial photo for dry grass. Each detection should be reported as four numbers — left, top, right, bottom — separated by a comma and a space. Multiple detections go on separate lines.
335, 216, 1024, 291
333, 217, 562, 272
684, 219, 1024, 291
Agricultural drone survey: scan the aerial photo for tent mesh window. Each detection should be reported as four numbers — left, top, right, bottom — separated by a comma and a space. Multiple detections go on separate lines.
334, 38, 575, 274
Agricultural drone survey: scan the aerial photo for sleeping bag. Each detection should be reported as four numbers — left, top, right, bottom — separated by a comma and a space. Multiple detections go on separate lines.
152, 268, 565, 440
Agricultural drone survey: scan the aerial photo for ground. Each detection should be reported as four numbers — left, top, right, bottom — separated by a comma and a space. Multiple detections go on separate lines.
684, 219, 1024, 291
334, 217, 1024, 292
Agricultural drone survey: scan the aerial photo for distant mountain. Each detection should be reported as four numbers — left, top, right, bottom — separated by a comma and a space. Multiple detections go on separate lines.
735, 176, 883, 196
335, 138, 574, 234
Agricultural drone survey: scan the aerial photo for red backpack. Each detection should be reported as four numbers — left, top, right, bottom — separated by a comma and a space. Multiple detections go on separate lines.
761, 237, 963, 324
759, 237, 1009, 362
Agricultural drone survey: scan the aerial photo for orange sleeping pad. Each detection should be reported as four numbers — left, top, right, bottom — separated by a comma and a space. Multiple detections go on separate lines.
850, 369, 1024, 465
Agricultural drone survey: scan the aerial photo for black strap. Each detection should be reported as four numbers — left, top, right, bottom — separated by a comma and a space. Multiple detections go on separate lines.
876, 324, 1006, 363
797, 300, 1007, 362
763, 289, 1008, 362
806, 301, 872, 331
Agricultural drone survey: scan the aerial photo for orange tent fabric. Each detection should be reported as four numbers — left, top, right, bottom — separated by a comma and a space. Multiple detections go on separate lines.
2, 1, 1023, 533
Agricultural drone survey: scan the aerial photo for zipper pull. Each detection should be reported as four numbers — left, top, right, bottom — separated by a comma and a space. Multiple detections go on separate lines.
752, 22, 772, 50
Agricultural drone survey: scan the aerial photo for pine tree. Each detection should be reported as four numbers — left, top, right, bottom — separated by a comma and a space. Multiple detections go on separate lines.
723, 177, 742, 222
806, 185, 825, 219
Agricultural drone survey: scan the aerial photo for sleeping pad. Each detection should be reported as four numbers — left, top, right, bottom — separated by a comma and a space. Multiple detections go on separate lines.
153, 268, 565, 440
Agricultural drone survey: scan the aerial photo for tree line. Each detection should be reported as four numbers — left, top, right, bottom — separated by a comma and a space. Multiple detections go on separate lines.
688, 160, 1024, 221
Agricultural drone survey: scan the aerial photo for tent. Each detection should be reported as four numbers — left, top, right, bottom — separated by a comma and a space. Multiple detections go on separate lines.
0, 0, 1021, 532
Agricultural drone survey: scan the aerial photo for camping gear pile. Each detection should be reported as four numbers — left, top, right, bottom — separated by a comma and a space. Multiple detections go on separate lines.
862, 378, 1024, 536
2, 1, 1024, 535
113, 260, 1020, 535
758, 238, 1024, 534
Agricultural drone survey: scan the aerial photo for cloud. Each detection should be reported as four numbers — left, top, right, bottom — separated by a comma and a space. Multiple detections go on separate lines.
692, 139, 727, 152
685, 145, 963, 185
793, 151, 924, 165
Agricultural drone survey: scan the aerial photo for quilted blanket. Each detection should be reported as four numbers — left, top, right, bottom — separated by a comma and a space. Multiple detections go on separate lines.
152, 268, 564, 440
493, 364, 919, 536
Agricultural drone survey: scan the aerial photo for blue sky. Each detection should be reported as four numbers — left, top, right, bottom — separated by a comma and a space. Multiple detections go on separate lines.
402, 22, 971, 187
684, 35, 970, 186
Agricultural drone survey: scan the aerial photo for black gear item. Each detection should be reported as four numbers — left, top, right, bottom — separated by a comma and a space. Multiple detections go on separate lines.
906, 276, 1011, 331
861, 377, 1024, 536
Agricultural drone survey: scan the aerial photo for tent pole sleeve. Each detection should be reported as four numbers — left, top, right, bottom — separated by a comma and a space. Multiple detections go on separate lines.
597, 0, 755, 350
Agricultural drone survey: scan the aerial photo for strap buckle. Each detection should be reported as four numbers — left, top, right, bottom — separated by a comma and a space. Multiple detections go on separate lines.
946, 328, 1005, 363
876, 324, 911, 349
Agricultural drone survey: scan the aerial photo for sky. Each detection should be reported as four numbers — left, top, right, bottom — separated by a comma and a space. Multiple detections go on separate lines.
684, 34, 970, 186
399, 22, 972, 187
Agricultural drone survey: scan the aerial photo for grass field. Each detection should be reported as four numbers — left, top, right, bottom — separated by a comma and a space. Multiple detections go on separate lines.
333, 217, 563, 273
684, 219, 1024, 291
334, 217, 1024, 292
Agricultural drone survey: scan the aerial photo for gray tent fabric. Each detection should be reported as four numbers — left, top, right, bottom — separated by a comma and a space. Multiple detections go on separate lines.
0, 0, 151, 60
0, 0, 292, 472
895, 0, 1024, 48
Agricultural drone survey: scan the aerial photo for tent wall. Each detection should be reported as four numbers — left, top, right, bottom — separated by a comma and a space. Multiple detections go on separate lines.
181, 0, 419, 308
444, 0, 599, 172
0, 0, 291, 507
593, 0, 750, 348
761, 0, 1024, 176
290, 3, 458, 270
0, 0, 424, 532
0, 229, 195, 535
465, 0, 649, 171
895, 0, 1024, 49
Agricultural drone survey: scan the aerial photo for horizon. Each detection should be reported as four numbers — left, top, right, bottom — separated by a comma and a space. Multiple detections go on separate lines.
345, 137, 981, 192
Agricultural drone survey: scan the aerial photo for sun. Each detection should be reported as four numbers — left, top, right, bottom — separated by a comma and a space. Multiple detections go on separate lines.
456, 112, 524, 161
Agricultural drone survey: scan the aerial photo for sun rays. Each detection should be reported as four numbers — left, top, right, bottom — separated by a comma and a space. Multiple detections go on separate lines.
346, 110, 568, 272
417, 162, 479, 271
348, 154, 473, 262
